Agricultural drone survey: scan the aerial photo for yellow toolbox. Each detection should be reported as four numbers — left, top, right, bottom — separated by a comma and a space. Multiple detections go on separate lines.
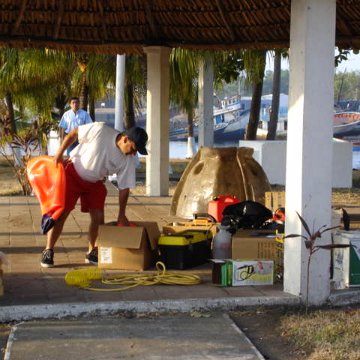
158, 230, 212, 270
162, 213, 218, 237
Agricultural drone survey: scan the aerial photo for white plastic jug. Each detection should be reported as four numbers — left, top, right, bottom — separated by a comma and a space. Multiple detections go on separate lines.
212, 225, 232, 259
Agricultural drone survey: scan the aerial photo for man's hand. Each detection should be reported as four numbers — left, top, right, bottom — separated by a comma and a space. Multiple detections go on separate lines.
53, 153, 64, 166
54, 128, 79, 165
118, 188, 130, 226
117, 214, 130, 226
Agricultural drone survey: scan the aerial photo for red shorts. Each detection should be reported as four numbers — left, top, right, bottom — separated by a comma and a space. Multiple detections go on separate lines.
63, 161, 107, 213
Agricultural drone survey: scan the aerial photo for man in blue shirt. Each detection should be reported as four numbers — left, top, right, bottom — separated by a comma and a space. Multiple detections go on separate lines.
59, 97, 93, 154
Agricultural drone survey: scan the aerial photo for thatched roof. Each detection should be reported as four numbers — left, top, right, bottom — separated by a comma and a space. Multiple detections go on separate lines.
0, 1, 359, 54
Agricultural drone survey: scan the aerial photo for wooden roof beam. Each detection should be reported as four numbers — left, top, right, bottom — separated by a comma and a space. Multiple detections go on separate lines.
10, 0, 27, 36
336, 13, 353, 37
215, 0, 235, 42
144, 1, 158, 38
97, 0, 108, 41
53, 2, 64, 40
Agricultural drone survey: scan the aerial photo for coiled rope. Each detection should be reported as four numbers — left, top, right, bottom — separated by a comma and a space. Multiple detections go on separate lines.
65, 261, 201, 291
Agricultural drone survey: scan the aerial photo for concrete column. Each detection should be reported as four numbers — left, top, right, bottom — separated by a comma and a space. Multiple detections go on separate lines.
285, 0, 336, 305
144, 46, 171, 196
114, 54, 125, 131
198, 54, 214, 147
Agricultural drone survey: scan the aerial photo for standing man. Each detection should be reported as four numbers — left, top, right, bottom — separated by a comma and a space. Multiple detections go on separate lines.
59, 97, 93, 154
40, 122, 148, 268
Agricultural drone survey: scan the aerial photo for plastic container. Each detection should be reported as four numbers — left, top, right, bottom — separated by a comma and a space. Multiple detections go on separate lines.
208, 195, 240, 222
212, 225, 232, 259
332, 230, 360, 288
158, 230, 212, 269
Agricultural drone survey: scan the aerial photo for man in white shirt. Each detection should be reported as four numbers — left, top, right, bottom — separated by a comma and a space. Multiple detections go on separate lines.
40, 122, 148, 268
59, 97, 93, 154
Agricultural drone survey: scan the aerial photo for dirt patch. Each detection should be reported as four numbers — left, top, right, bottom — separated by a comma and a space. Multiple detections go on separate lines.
231, 306, 307, 360
230, 305, 360, 360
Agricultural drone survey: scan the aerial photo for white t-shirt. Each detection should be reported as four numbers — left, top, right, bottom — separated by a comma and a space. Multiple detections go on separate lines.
69, 122, 136, 189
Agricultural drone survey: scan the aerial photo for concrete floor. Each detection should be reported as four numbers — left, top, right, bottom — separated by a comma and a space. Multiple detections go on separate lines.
0, 184, 358, 323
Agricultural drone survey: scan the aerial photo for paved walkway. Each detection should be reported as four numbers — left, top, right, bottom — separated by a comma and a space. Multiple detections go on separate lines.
0, 185, 358, 323
4, 313, 267, 360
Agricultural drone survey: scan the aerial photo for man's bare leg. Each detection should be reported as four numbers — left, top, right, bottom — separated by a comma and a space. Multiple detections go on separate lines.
41, 211, 70, 267
88, 208, 104, 252
45, 211, 71, 250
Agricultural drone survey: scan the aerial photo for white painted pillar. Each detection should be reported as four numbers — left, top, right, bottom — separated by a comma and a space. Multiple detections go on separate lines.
114, 54, 126, 131
186, 136, 197, 158
198, 54, 214, 147
285, 0, 336, 305
144, 46, 171, 196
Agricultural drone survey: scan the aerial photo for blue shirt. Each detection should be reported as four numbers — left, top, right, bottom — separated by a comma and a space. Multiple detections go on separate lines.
59, 109, 93, 154
59, 109, 92, 134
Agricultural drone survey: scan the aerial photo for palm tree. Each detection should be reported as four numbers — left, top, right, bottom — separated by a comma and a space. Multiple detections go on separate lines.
123, 54, 147, 129
0, 48, 76, 134
267, 50, 282, 140
84, 53, 117, 121
170, 49, 246, 157
244, 50, 267, 140
75, 54, 90, 111
170, 49, 199, 132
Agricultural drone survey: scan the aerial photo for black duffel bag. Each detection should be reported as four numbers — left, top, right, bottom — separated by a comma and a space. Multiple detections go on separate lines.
221, 200, 273, 232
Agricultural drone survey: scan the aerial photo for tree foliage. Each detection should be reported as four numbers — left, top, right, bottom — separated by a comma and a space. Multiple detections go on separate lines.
334, 70, 360, 102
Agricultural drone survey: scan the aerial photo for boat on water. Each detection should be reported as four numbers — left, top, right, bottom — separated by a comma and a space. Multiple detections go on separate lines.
170, 93, 289, 142
257, 111, 360, 142
333, 112, 360, 139
169, 109, 249, 142
96, 93, 290, 142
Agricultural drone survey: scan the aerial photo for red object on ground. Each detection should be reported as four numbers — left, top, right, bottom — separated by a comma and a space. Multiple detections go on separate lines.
207, 195, 240, 222
27, 156, 66, 234
272, 208, 285, 222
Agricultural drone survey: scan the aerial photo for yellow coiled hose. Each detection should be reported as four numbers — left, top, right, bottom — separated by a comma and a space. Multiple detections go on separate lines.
65, 261, 201, 291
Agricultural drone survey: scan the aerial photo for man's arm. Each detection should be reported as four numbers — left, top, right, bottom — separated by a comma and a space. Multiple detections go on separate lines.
54, 128, 79, 164
59, 128, 66, 143
117, 188, 130, 225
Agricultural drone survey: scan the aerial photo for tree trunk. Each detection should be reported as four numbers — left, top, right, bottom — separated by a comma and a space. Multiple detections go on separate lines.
187, 108, 194, 137
245, 52, 266, 140
5, 92, 16, 134
79, 70, 89, 111
55, 94, 68, 120
125, 82, 135, 129
267, 50, 281, 140
89, 96, 95, 122
245, 80, 264, 140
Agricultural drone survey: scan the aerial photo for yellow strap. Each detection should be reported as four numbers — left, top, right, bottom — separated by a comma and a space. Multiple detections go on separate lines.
65, 261, 201, 291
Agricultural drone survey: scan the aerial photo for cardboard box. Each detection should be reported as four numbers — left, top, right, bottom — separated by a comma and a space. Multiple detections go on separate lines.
212, 259, 274, 286
97, 221, 160, 271
265, 191, 285, 211
162, 221, 218, 237
0, 269, 3, 297
232, 229, 284, 280
232, 229, 277, 260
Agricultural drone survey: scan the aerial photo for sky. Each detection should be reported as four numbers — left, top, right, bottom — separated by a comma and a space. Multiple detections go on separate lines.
266, 51, 360, 72
336, 52, 360, 72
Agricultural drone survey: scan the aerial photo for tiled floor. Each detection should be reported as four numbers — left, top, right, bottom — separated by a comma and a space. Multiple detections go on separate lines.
0, 189, 296, 309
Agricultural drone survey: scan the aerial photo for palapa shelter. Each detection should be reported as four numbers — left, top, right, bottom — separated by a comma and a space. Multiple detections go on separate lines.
0, 0, 357, 306
0, 0, 359, 53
